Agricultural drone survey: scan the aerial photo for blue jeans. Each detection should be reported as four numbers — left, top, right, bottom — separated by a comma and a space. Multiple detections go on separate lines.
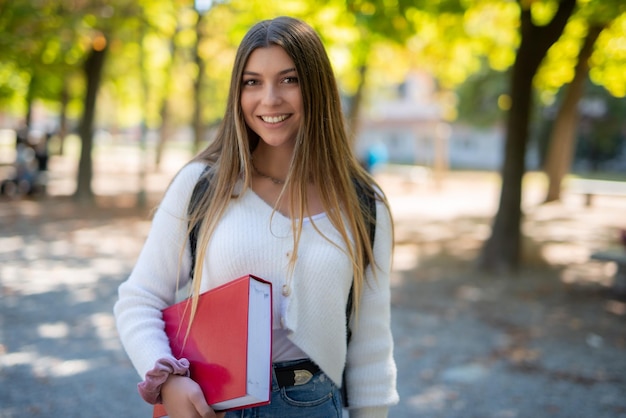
224, 359, 343, 418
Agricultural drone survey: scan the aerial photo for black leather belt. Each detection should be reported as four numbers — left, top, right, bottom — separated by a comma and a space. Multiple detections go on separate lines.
274, 360, 320, 388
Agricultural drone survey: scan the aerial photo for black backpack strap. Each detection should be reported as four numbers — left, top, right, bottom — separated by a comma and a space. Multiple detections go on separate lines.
343, 179, 377, 407
346, 179, 377, 343
188, 166, 212, 280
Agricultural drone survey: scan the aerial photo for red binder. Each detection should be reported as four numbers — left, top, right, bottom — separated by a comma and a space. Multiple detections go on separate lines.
153, 274, 273, 417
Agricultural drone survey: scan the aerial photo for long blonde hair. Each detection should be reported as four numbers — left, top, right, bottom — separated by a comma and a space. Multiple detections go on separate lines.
185, 16, 391, 322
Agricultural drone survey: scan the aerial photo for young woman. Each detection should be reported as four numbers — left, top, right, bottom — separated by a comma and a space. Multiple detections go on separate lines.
114, 16, 398, 418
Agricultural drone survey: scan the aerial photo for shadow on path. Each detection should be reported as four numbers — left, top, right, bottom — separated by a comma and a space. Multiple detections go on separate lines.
1, 169, 625, 417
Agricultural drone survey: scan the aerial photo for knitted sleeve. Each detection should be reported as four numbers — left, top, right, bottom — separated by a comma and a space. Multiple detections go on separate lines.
114, 162, 207, 378
345, 200, 399, 417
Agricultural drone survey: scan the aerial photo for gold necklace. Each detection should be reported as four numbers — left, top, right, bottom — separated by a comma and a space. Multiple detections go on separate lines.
251, 160, 286, 185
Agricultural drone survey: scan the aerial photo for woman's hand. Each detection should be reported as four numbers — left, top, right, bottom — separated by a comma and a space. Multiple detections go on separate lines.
161, 374, 225, 418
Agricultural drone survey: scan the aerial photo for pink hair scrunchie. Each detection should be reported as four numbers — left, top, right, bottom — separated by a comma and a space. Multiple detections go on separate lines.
137, 357, 191, 404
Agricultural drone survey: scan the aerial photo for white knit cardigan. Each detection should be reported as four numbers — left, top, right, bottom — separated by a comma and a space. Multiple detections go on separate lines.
114, 162, 399, 418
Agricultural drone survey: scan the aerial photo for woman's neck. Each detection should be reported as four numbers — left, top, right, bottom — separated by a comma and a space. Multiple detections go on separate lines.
251, 145, 293, 181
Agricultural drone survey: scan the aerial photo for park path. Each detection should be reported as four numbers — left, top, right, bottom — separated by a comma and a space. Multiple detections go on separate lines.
1, 152, 625, 417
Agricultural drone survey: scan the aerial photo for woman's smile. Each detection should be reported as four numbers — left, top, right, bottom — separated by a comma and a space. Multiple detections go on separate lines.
259, 114, 291, 124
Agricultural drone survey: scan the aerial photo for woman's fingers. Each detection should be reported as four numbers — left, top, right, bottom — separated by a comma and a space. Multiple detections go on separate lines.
188, 388, 213, 418
162, 374, 216, 418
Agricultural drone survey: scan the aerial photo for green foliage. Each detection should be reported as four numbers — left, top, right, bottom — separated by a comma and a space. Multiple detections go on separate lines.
536, 1, 626, 102
455, 65, 510, 126
0, 1, 82, 109
1, 0, 625, 134
589, 12, 626, 97
452, 1, 626, 126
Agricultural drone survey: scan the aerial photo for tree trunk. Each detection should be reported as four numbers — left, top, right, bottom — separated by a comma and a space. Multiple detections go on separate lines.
138, 22, 149, 208
74, 41, 107, 202
25, 74, 36, 129
477, 0, 576, 273
155, 99, 172, 171
58, 79, 70, 155
192, 12, 205, 155
346, 64, 368, 144
155, 23, 181, 170
543, 25, 604, 203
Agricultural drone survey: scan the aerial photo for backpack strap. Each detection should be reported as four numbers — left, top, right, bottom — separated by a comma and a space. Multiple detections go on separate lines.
342, 179, 377, 407
346, 179, 377, 345
187, 166, 212, 280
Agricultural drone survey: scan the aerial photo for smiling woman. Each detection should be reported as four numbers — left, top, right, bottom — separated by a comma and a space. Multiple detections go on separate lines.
114, 16, 398, 418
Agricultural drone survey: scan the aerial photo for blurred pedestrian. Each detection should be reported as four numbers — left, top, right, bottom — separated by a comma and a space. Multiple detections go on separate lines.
365, 140, 389, 174
115, 16, 398, 418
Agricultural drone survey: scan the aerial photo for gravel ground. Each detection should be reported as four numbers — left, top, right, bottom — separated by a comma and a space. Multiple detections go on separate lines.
1, 158, 625, 418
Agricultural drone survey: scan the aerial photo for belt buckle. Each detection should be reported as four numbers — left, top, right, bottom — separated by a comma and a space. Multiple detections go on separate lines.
293, 369, 313, 386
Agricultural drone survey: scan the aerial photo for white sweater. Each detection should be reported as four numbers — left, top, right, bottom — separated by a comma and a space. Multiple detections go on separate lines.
114, 162, 399, 418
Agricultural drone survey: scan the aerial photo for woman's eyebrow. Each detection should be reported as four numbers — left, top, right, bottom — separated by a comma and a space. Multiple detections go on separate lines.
243, 67, 297, 76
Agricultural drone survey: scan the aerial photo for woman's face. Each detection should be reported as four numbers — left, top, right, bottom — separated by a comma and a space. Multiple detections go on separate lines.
240, 45, 303, 150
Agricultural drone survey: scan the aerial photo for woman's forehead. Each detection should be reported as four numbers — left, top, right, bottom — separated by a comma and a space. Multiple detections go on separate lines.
244, 46, 296, 73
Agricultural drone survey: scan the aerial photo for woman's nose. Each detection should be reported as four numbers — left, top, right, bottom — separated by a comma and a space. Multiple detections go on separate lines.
261, 85, 281, 106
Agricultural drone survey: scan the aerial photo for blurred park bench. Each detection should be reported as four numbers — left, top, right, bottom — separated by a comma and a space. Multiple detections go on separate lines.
567, 178, 626, 207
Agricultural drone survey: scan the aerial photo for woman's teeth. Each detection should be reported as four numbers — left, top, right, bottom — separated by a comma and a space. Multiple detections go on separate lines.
261, 115, 288, 124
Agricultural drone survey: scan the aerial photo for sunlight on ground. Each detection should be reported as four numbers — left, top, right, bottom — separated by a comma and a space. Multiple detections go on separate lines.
2, 264, 99, 295
91, 312, 121, 352
1, 216, 148, 299
33, 357, 92, 378
38, 322, 70, 339
539, 243, 590, 265
523, 200, 625, 289
380, 169, 626, 294
393, 244, 421, 272
0, 236, 24, 252
407, 385, 463, 412
1, 350, 36, 367
47, 359, 92, 377
0, 349, 93, 378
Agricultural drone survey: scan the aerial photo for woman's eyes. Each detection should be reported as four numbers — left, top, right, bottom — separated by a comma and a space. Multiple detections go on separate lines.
242, 76, 298, 87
